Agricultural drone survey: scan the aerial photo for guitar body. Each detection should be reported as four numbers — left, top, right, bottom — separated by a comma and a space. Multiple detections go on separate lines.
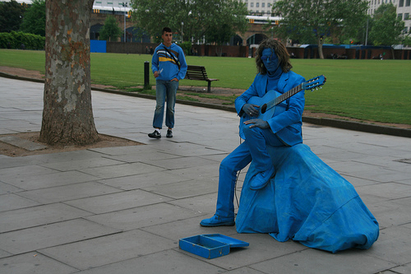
240, 90, 287, 130
239, 75, 326, 134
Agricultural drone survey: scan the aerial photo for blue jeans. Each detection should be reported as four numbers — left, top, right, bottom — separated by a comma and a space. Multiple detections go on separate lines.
153, 80, 179, 129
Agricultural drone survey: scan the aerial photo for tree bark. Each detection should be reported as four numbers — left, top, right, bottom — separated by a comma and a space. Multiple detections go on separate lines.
40, 0, 98, 145
318, 37, 324, 59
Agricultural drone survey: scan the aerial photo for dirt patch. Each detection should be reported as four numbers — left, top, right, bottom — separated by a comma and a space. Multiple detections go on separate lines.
0, 132, 143, 157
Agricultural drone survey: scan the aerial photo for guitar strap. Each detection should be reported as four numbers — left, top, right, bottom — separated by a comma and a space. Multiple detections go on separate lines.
163, 46, 181, 70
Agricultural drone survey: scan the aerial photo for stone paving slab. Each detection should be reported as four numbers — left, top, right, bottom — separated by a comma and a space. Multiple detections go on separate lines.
75, 249, 226, 274
0, 249, 11, 260
0, 181, 23, 195
0, 193, 40, 212
0, 135, 47, 151
78, 162, 165, 179
0, 165, 57, 179
85, 203, 202, 231
0, 219, 121, 254
2, 170, 99, 190
65, 189, 171, 214
141, 177, 218, 199
250, 248, 396, 274
366, 226, 411, 265
98, 170, 191, 190
39, 229, 176, 271
0, 203, 91, 233
0, 252, 77, 274
17, 181, 123, 204
40, 157, 126, 171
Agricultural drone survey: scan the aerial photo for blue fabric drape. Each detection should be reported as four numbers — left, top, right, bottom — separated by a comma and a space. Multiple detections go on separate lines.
236, 144, 379, 253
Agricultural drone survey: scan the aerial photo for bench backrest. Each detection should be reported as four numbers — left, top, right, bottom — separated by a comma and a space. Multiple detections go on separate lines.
185, 65, 209, 80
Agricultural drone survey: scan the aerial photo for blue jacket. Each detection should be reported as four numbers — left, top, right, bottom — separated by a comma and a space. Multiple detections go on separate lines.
151, 43, 187, 81
235, 71, 305, 146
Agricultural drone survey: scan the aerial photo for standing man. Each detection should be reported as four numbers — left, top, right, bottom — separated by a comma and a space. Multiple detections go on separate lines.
149, 27, 187, 139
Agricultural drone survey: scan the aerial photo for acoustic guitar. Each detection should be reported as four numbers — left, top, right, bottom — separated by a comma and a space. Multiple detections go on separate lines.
241, 75, 326, 126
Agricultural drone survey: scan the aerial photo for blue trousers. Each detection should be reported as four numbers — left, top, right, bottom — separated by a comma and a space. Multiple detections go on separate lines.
153, 80, 179, 129
216, 126, 288, 218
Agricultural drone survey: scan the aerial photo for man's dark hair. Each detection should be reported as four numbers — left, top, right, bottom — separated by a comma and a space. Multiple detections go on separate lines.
255, 38, 292, 74
162, 27, 172, 34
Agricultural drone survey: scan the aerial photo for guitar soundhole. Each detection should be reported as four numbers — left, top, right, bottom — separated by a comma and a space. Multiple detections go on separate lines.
261, 104, 267, 114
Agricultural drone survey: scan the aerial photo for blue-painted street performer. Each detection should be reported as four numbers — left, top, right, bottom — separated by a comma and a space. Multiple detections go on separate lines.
201, 38, 305, 227
200, 38, 379, 253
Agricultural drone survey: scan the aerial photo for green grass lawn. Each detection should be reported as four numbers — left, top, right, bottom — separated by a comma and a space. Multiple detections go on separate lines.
1, 49, 410, 125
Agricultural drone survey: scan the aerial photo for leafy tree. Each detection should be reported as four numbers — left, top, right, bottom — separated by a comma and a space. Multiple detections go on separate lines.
131, 0, 248, 44
0, 0, 26, 32
403, 35, 411, 47
273, 0, 368, 59
40, 0, 98, 145
99, 15, 122, 41
369, 3, 404, 47
20, 0, 46, 36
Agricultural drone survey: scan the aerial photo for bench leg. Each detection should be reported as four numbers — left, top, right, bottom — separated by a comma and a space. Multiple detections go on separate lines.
207, 81, 211, 93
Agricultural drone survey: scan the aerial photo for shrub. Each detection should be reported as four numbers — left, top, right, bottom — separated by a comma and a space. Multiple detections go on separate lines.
0, 31, 45, 50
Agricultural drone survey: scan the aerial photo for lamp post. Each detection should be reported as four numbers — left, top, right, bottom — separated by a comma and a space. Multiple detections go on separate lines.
121, 2, 128, 42
181, 22, 184, 42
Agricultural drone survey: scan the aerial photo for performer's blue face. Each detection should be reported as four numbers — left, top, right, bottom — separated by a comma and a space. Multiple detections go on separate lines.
261, 48, 280, 73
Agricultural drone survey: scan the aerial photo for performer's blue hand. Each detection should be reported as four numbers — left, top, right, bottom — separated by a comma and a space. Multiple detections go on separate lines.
244, 119, 269, 129
242, 104, 259, 117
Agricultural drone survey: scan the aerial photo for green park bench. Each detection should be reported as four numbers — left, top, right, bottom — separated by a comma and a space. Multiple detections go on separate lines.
184, 65, 219, 93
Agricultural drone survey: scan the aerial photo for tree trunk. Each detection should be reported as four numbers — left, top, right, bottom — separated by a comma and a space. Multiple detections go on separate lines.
318, 37, 324, 59
40, 0, 98, 145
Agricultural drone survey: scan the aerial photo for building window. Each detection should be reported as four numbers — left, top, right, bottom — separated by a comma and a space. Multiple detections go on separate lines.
406, 0, 410, 6
262, 3, 265, 7
256, 2, 259, 7
398, 13, 403, 20
404, 13, 410, 20
250, 2, 254, 7
399, 0, 404, 6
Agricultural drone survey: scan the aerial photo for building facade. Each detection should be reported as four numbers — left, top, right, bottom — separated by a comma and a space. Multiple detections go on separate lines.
367, 0, 411, 34
240, 0, 278, 15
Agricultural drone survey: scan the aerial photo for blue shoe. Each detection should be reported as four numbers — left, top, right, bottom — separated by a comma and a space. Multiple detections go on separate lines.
200, 215, 235, 227
249, 167, 275, 190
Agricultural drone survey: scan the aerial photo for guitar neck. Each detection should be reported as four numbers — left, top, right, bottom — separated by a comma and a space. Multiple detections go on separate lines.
274, 84, 303, 106
261, 75, 325, 114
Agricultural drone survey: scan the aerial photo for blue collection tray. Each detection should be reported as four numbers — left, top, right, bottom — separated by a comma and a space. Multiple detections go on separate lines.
179, 234, 249, 259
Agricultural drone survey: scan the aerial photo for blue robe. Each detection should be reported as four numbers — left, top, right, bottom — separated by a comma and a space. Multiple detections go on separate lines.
235, 144, 379, 253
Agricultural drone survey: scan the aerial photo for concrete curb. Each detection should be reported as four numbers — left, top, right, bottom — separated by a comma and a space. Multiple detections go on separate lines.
1, 71, 410, 138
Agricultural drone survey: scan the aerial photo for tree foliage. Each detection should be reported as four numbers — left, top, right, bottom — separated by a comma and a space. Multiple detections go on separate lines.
273, 0, 368, 58
20, 0, 46, 36
0, 0, 26, 33
99, 15, 122, 41
369, 3, 404, 46
0, 31, 45, 49
130, 0, 248, 44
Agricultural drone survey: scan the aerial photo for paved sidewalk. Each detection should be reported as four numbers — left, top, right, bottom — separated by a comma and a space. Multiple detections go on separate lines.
0, 77, 410, 274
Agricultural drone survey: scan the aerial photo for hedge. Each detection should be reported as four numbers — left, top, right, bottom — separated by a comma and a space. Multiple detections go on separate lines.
0, 31, 45, 50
